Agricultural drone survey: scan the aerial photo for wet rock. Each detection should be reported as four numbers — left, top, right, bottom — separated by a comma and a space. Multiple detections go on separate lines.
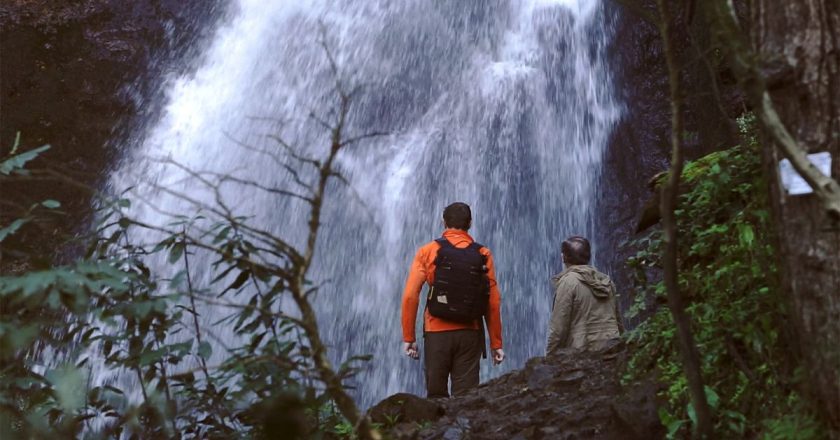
597, 0, 746, 329
386, 421, 426, 440
378, 342, 664, 440
526, 364, 559, 389
611, 379, 664, 440
368, 392, 444, 426
0, 0, 224, 264
439, 417, 470, 440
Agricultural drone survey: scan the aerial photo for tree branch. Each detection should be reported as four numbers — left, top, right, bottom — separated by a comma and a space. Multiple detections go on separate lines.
285, 45, 379, 439
706, 0, 840, 220
656, 0, 715, 437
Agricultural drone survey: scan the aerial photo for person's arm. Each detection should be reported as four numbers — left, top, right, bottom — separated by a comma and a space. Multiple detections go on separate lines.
482, 248, 503, 348
546, 277, 574, 355
400, 247, 428, 356
482, 248, 505, 364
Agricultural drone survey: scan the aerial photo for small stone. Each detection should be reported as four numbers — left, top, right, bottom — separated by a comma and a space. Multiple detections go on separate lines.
442, 420, 470, 440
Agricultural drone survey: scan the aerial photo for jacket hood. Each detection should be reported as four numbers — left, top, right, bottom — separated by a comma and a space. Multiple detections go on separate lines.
552, 265, 613, 298
441, 228, 474, 247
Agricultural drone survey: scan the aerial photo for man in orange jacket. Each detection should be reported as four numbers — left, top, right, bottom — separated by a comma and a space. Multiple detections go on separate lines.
400, 202, 504, 398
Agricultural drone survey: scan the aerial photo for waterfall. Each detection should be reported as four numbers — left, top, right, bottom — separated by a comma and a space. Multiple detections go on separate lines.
108, 0, 621, 408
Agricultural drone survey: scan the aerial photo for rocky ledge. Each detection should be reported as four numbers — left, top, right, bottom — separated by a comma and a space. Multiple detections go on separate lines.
369, 341, 663, 440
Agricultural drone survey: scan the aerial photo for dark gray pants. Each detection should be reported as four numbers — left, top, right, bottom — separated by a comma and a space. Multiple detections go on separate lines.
424, 329, 481, 398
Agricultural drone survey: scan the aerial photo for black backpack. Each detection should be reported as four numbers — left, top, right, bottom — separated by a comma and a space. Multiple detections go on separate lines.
427, 238, 490, 323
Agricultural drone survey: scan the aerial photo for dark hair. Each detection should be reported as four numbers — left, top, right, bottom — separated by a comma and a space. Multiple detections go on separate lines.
562, 236, 591, 265
443, 202, 472, 230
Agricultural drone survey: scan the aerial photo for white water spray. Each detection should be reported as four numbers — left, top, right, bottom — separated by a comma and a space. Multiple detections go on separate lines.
108, 0, 621, 407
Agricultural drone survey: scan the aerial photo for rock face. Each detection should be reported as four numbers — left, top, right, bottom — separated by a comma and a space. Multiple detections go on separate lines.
0, 0, 223, 261
373, 341, 663, 440
596, 1, 745, 327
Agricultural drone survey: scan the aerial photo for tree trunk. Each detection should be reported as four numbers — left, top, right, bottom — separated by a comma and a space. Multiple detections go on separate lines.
751, 0, 840, 431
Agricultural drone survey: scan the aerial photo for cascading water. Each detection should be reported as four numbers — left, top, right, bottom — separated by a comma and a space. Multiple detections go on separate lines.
108, 0, 621, 408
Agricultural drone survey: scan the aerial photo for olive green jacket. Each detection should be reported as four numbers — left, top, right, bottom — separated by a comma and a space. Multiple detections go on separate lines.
546, 265, 623, 354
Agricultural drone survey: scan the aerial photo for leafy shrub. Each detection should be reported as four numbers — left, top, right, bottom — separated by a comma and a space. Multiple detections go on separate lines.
623, 114, 824, 438
0, 129, 373, 438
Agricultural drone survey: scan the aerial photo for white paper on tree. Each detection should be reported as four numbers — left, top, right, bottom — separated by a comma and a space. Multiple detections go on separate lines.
779, 152, 833, 196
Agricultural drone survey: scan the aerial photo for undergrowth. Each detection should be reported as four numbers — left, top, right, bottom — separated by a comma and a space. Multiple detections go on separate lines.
622, 114, 824, 439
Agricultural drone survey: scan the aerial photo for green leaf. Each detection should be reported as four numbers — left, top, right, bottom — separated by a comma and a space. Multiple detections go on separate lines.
138, 347, 165, 366
132, 301, 154, 318
168, 241, 185, 264
704, 385, 720, 409
169, 270, 187, 288
0, 218, 29, 242
1, 324, 38, 354
227, 270, 251, 291
687, 402, 697, 428
0, 144, 50, 175
213, 226, 232, 244
46, 365, 85, 412
198, 341, 212, 359
658, 407, 684, 438
41, 199, 61, 209
737, 223, 755, 247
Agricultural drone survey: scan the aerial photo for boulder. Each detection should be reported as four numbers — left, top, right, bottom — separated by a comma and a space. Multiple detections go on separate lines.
367, 392, 445, 426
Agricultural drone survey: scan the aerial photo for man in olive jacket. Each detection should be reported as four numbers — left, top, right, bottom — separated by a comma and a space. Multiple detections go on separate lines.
547, 236, 623, 354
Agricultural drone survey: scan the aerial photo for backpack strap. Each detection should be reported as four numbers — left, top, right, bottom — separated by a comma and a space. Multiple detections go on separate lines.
435, 237, 454, 248
437, 238, 484, 252
469, 242, 488, 265
436, 238, 488, 268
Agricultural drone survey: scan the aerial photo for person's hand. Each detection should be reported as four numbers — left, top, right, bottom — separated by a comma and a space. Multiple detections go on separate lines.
492, 348, 505, 365
403, 342, 419, 360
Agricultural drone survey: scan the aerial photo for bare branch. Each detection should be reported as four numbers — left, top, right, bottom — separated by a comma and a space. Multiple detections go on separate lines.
282, 33, 380, 440
308, 110, 335, 133
317, 22, 342, 92
245, 115, 290, 125
756, 91, 840, 218
223, 130, 287, 169
329, 171, 381, 232
341, 131, 389, 147
154, 160, 313, 204
123, 182, 301, 266
278, 163, 313, 192
706, 0, 840, 220
219, 173, 311, 203
144, 155, 239, 222
266, 134, 321, 168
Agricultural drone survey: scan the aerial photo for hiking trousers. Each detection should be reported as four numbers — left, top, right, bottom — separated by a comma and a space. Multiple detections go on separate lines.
424, 329, 481, 398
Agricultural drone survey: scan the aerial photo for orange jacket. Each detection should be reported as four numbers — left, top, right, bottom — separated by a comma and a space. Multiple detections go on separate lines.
400, 229, 503, 349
